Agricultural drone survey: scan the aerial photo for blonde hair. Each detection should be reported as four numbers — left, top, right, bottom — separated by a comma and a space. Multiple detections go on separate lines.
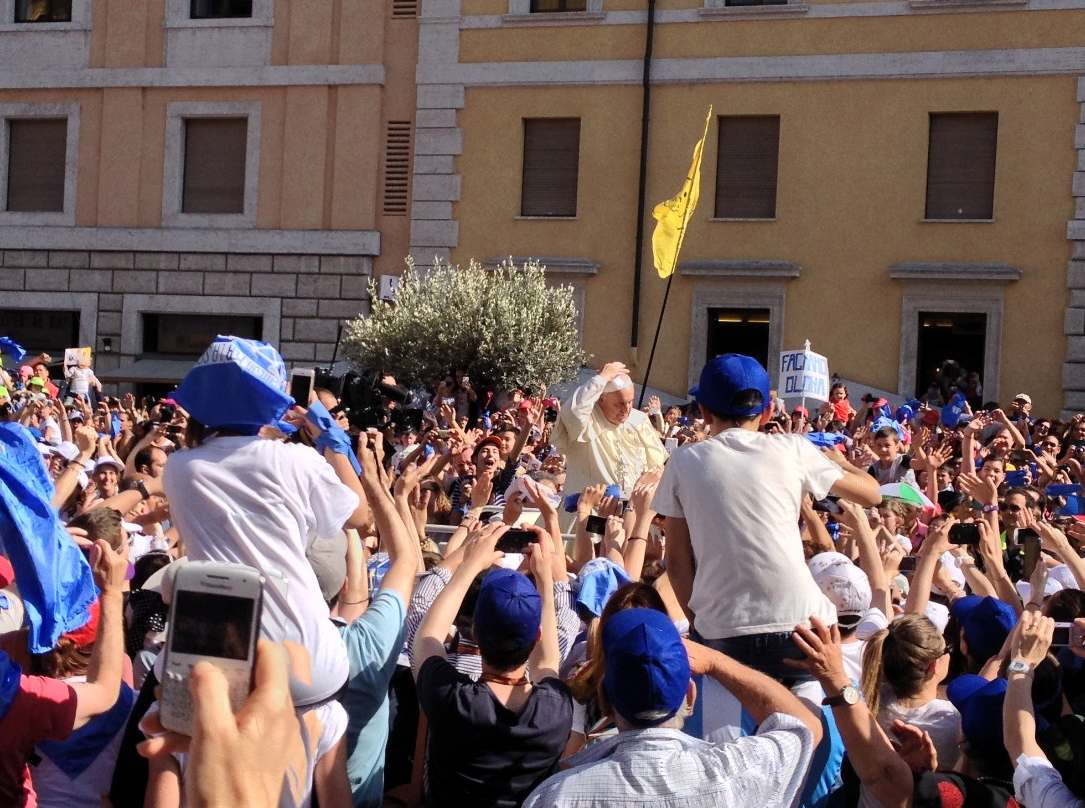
860, 613, 945, 716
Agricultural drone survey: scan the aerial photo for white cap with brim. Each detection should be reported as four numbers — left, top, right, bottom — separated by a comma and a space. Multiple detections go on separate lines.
50, 441, 79, 463
94, 457, 124, 474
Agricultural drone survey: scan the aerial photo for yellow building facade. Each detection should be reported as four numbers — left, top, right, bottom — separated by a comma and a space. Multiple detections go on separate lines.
410, 0, 1085, 415
0, 0, 418, 390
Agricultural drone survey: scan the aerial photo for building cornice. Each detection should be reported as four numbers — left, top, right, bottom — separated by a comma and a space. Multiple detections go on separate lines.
888, 261, 1022, 282
0, 64, 384, 90
679, 259, 801, 278
0, 227, 380, 255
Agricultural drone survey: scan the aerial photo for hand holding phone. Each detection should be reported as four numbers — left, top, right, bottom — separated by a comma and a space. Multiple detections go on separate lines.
289, 368, 315, 406
495, 528, 536, 554
949, 523, 981, 546
160, 562, 264, 736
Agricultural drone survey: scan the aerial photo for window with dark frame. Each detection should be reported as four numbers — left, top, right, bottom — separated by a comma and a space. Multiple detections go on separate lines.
7, 118, 67, 213
190, 0, 253, 18
14, 0, 72, 22
181, 117, 248, 215
142, 313, 262, 358
0, 309, 79, 356
924, 112, 998, 220
714, 115, 780, 219
530, 0, 587, 11
723, 0, 787, 6
520, 118, 580, 218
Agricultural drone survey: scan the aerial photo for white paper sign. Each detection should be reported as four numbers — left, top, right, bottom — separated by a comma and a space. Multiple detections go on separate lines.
779, 348, 830, 402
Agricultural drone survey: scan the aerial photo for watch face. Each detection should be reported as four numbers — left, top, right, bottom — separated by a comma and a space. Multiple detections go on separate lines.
842, 685, 860, 705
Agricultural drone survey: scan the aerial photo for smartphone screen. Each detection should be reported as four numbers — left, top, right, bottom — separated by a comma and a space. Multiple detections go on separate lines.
290, 369, 314, 405
496, 529, 536, 554
813, 497, 843, 516
585, 515, 608, 535
171, 590, 256, 661
1020, 530, 1041, 579
1052, 623, 1073, 648
949, 523, 981, 545
899, 556, 918, 573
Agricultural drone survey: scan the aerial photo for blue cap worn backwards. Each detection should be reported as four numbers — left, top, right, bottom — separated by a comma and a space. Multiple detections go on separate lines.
689, 354, 770, 418
603, 608, 691, 728
173, 336, 292, 435
473, 569, 542, 660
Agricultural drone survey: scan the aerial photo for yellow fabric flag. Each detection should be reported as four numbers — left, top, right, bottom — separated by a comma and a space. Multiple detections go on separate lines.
651, 106, 713, 279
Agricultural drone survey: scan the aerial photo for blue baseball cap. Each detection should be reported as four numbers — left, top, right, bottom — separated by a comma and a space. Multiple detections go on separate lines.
473, 569, 541, 660
575, 558, 631, 619
174, 336, 292, 435
603, 608, 690, 727
952, 596, 1017, 663
688, 354, 770, 418
948, 674, 1008, 757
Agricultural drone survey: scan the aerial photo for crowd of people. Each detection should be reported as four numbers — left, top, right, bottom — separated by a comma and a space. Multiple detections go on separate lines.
1, 336, 1085, 808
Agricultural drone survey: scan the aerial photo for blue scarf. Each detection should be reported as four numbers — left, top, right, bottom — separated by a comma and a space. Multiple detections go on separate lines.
306, 401, 362, 475
0, 650, 22, 722
0, 422, 97, 653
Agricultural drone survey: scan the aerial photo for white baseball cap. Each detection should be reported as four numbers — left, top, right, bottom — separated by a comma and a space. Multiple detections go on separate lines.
816, 562, 872, 625
94, 457, 124, 474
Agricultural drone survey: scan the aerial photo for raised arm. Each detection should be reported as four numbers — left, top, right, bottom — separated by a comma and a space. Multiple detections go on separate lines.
664, 515, 695, 624
52, 424, 96, 508
557, 362, 628, 436
824, 449, 882, 507
527, 529, 560, 681
624, 474, 660, 582
1003, 612, 1052, 761
905, 517, 955, 616
838, 500, 891, 619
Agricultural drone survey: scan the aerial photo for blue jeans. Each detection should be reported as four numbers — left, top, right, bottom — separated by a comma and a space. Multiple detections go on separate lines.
692, 629, 814, 686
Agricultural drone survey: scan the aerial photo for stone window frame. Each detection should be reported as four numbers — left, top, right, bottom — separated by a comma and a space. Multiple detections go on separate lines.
1, 291, 98, 347
165, 0, 273, 28
162, 101, 261, 229
896, 286, 1006, 404
700, 0, 810, 19
0, 102, 79, 227
120, 293, 281, 357
505, 0, 603, 20
0, 0, 90, 29
686, 281, 788, 394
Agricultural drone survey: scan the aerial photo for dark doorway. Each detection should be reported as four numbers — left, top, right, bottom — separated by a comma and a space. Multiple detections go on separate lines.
707, 308, 770, 369
915, 311, 986, 401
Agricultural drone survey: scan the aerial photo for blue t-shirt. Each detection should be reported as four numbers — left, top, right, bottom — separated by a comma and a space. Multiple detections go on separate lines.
339, 589, 407, 808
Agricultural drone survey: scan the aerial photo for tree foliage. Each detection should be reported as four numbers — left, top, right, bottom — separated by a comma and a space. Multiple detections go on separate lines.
342, 257, 588, 390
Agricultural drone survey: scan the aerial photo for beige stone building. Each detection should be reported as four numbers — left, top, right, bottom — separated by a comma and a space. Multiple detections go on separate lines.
0, 0, 418, 394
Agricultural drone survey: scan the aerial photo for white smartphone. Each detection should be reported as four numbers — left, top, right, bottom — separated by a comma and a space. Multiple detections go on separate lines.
289, 367, 316, 406
160, 562, 264, 736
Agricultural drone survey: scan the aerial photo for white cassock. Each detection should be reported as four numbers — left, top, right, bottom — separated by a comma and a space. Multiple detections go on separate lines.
552, 373, 668, 502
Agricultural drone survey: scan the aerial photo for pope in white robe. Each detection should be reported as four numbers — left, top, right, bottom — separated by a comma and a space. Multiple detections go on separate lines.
553, 362, 668, 505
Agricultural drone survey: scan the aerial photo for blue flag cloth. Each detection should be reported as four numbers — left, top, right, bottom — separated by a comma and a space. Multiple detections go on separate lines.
894, 405, 915, 424
306, 400, 362, 475
941, 393, 968, 429
173, 336, 292, 435
871, 416, 905, 442
0, 651, 21, 722
575, 558, 631, 618
874, 401, 893, 420
0, 423, 97, 654
109, 413, 122, 440
806, 432, 847, 450
0, 337, 26, 363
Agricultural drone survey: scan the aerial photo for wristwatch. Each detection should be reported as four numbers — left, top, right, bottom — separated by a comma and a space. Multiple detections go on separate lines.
1007, 658, 1034, 676
822, 683, 861, 707
981, 503, 999, 514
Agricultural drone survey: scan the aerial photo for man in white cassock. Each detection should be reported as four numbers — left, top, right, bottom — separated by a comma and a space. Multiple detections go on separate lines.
553, 361, 668, 506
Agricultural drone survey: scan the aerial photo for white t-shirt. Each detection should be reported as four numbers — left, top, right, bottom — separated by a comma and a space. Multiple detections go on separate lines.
651, 430, 844, 639
164, 436, 357, 705
877, 698, 961, 772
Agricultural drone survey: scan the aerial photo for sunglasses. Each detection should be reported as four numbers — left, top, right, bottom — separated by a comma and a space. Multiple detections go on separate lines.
1004, 504, 1024, 513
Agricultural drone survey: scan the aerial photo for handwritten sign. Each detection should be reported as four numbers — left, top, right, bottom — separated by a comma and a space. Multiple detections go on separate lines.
779, 348, 830, 402
64, 347, 92, 369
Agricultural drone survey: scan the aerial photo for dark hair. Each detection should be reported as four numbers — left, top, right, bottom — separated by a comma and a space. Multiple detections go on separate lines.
67, 507, 124, 551
873, 425, 900, 441
702, 389, 764, 423
133, 445, 160, 474
31, 636, 92, 678
132, 552, 172, 591
1045, 589, 1085, 622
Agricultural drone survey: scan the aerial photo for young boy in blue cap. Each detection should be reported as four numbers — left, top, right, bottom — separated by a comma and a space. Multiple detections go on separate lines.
652, 353, 881, 681
412, 521, 572, 808
523, 608, 822, 807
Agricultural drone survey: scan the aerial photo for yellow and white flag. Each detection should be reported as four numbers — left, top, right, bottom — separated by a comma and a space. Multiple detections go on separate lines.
651, 106, 713, 279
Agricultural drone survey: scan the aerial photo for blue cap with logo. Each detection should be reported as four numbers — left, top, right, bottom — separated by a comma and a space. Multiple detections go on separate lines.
473, 569, 542, 659
174, 336, 292, 435
689, 354, 770, 418
603, 608, 691, 727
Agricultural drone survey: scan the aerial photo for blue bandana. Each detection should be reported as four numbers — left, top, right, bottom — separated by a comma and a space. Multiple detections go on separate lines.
575, 558, 631, 618
806, 432, 847, 449
942, 392, 968, 429
306, 401, 361, 475
0, 337, 26, 363
0, 423, 97, 654
0, 650, 21, 721
173, 336, 292, 435
871, 416, 906, 442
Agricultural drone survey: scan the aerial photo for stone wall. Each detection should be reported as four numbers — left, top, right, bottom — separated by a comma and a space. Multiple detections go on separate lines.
1066, 77, 1085, 416
0, 249, 371, 373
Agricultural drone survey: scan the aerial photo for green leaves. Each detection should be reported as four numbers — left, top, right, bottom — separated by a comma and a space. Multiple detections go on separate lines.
342, 257, 588, 390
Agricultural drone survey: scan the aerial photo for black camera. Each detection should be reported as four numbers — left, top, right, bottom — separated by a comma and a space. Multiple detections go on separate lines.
316, 369, 420, 431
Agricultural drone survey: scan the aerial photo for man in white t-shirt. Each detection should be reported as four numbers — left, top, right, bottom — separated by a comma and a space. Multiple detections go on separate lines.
651, 354, 880, 682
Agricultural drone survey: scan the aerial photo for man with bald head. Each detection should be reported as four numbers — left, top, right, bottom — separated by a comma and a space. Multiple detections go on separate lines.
553, 361, 667, 504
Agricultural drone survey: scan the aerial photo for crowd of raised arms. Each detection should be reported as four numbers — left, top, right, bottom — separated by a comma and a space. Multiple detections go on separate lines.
3, 340, 1085, 808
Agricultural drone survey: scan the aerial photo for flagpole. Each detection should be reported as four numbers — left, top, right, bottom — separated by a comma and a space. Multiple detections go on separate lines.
636, 221, 687, 409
